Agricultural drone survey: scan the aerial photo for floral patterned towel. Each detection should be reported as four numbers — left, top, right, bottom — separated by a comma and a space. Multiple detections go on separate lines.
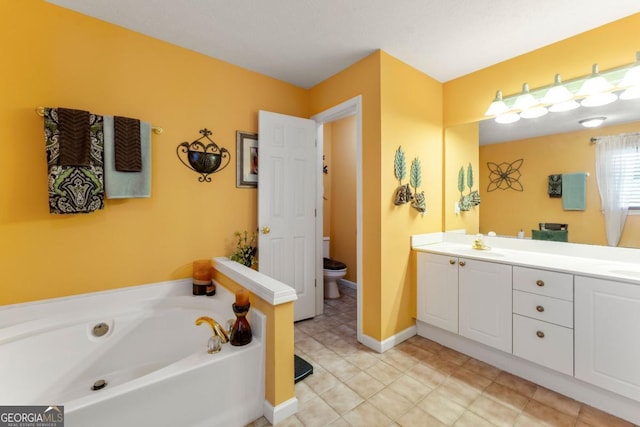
44, 108, 104, 214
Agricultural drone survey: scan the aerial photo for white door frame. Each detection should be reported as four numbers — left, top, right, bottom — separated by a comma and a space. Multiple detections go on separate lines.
311, 95, 363, 342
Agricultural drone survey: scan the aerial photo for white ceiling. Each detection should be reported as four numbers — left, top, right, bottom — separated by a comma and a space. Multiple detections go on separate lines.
46, 0, 640, 88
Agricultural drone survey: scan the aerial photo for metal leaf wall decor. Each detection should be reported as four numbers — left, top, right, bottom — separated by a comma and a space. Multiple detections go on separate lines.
487, 159, 524, 192
457, 163, 481, 211
410, 157, 426, 214
393, 146, 413, 205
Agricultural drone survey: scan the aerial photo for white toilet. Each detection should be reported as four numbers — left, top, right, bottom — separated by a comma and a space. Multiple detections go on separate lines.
323, 237, 347, 299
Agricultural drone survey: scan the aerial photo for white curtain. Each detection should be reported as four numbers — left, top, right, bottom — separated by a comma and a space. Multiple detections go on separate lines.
595, 134, 639, 246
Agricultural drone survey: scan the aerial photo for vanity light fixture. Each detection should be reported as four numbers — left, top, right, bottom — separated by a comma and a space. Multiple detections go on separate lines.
542, 74, 580, 112
579, 117, 607, 128
484, 51, 639, 124
514, 83, 548, 119
578, 64, 617, 107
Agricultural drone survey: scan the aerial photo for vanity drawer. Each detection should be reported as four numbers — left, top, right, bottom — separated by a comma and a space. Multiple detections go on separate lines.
513, 314, 573, 376
513, 290, 573, 328
513, 267, 573, 301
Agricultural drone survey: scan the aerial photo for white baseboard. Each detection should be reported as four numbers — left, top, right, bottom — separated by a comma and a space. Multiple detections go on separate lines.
416, 320, 640, 425
359, 324, 417, 353
263, 397, 298, 425
338, 278, 356, 290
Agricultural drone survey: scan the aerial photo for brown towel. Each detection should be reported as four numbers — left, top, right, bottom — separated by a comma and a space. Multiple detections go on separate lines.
114, 116, 142, 172
58, 108, 90, 166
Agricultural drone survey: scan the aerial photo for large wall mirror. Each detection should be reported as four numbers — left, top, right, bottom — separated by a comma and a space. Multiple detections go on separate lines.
447, 94, 640, 248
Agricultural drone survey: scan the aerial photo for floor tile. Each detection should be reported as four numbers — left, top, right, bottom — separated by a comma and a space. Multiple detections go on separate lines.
295, 379, 318, 403
481, 382, 529, 412
454, 410, 495, 427
320, 382, 364, 415
531, 386, 581, 418
462, 358, 502, 381
493, 371, 537, 398
387, 374, 433, 404
578, 404, 636, 427
365, 360, 403, 385
395, 405, 447, 427
406, 362, 448, 389
342, 402, 393, 427
296, 396, 340, 427
345, 370, 385, 399
468, 394, 520, 427
518, 399, 576, 427
367, 386, 413, 421
417, 389, 466, 425
303, 366, 341, 395
345, 349, 379, 370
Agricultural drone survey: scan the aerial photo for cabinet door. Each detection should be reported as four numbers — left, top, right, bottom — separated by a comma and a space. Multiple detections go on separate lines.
416, 252, 458, 334
459, 259, 512, 353
575, 276, 640, 402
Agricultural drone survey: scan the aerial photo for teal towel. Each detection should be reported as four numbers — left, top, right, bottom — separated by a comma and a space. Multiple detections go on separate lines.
561, 172, 587, 211
104, 116, 151, 198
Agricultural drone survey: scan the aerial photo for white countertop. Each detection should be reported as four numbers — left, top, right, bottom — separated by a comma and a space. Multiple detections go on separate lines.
412, 232, 640, 285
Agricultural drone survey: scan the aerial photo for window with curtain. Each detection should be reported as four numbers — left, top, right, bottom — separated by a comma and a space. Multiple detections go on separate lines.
595, 133, 640, 246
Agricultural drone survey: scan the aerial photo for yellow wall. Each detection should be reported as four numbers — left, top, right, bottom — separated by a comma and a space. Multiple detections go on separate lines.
326, 116, 357, 282
444, 123, 480, 234
0, 1, 308, 305
309, 51, 384, 338
380, 53, 443, 338
480, 121, 640, 247
310, 51, 443, 340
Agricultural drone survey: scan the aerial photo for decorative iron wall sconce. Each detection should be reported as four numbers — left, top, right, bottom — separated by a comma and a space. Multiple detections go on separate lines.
177, 128, 230, 182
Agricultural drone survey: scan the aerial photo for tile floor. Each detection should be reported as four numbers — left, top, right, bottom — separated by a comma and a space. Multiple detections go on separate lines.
247, 284, 637, 427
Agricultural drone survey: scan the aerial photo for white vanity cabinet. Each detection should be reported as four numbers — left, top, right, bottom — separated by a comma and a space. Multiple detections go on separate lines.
416, 252, 458, 334
512, 267, 574, 376
575, 276, 640, 402
416, 252, 512, 351
458, 259, 512, 353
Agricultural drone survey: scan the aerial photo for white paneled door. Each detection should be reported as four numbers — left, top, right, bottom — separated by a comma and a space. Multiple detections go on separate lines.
258, 111, 317, 321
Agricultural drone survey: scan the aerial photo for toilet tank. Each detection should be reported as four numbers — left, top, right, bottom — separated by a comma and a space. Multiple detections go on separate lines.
323, 237, 330, 258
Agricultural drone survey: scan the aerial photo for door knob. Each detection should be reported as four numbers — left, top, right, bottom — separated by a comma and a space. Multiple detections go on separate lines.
458, 260, 466, 267
261, 226, 271, 234
449, 259, 456, 265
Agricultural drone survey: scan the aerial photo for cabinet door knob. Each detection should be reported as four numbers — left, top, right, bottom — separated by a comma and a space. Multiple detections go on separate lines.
536, 305, 545, 312
536, 280, 544, 287
459, 260, 466, 267
536, 331, 545, 338
449, 259, 456, 265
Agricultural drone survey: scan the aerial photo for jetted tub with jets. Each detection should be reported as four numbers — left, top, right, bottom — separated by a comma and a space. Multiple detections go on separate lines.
0, 280, 265, 427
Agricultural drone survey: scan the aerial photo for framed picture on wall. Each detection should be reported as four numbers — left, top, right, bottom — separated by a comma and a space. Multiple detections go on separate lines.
236, 131, 258, 188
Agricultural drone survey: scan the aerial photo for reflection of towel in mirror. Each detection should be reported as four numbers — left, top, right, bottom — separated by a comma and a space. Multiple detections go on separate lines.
103, 116, 151, 198
548, 174, 562, 197
562, 172, 587, 210
44, 108, 104, 214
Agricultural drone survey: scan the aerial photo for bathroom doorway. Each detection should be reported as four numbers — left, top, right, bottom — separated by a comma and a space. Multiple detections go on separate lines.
312, 96, 363, 342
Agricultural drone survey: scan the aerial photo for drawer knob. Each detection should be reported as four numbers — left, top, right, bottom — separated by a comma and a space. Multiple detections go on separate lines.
536, 330, 545, 338
536, 305, 545, 312
459, 260, 466, 267
536, 280, 545, 287
449, 259, 456, 265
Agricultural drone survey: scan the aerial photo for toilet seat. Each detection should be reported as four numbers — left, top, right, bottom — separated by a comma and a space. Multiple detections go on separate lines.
323, 257, 346, 270
323, 257, 346, 299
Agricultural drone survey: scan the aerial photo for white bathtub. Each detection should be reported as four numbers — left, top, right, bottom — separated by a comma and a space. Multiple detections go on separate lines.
0, 280, 265, 427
